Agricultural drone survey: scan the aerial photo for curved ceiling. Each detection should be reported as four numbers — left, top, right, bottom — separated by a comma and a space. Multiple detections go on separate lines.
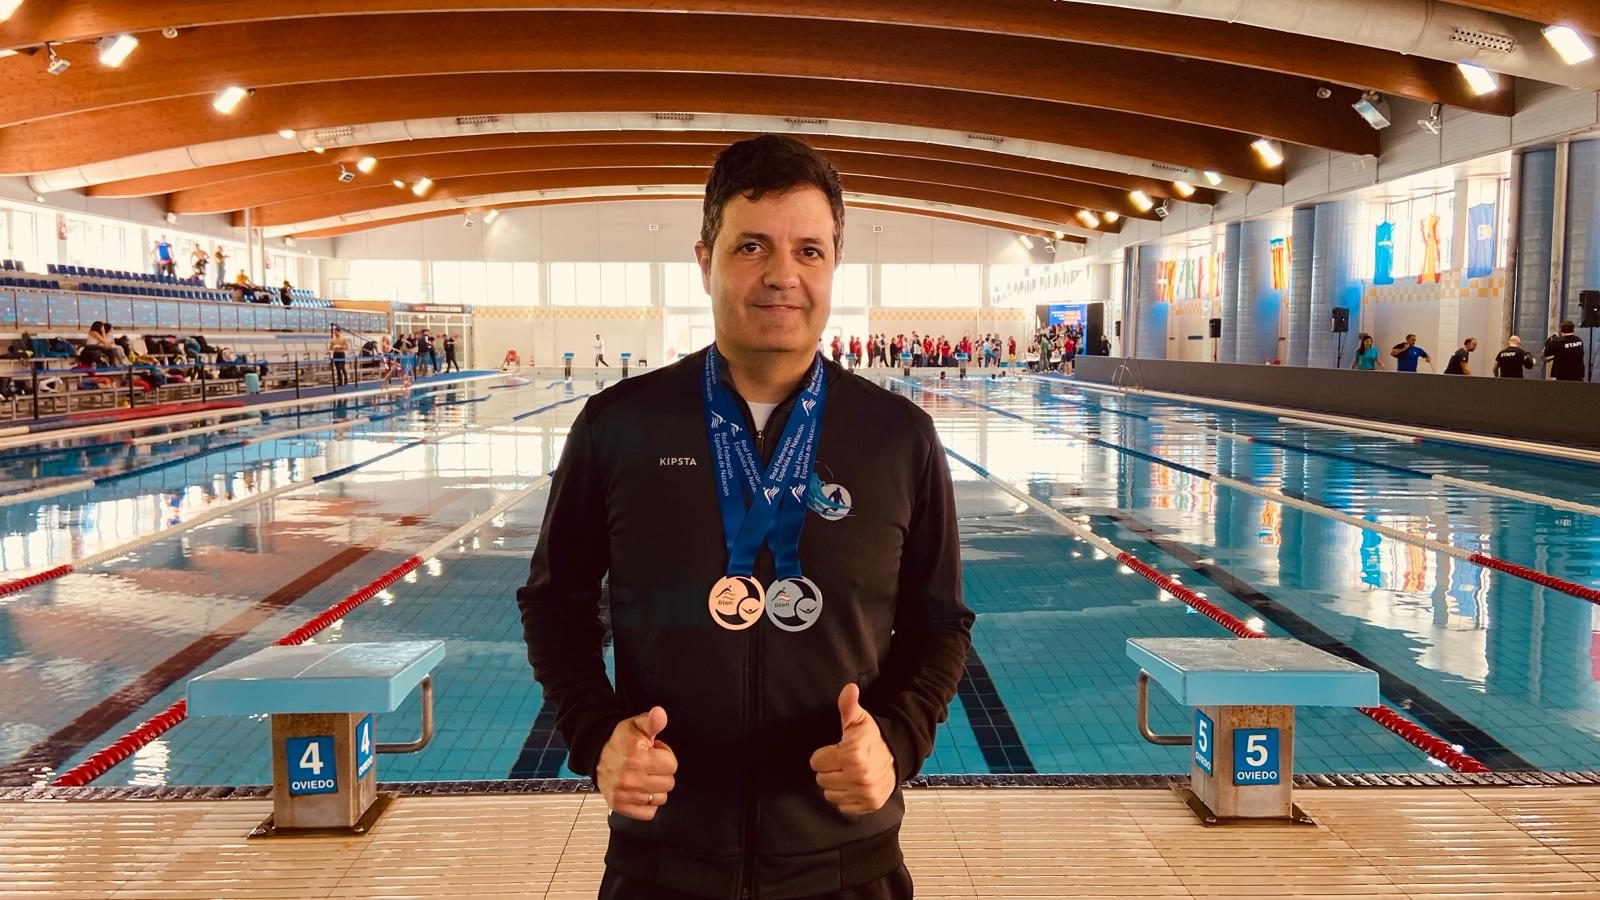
0, 1, 1569, 240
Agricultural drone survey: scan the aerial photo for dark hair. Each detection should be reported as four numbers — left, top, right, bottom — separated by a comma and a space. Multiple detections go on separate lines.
1561, 319, 1576, 333
700, 135, 845, 260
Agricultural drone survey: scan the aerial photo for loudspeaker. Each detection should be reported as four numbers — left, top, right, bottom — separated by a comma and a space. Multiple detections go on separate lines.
1208, 317, 1222, 339
1086, 302, 1106, 354
1581, 290, 1600, 328
1114, 320, 1122, 338
1330, 307, 1350, 333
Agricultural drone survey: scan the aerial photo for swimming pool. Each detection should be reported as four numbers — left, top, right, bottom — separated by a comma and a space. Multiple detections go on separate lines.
1, 369, 1597, 788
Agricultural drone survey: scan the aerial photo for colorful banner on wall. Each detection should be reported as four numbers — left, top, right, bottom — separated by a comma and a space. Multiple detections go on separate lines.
1373, 221, 1395, 285
1417, 213, 1441, 284
1154, 252, 1223, 302
1466, 203, 1496, 280
1269, 237, 1291, 292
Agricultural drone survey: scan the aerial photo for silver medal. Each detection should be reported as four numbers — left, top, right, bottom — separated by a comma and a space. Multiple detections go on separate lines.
764, 576, 824, 632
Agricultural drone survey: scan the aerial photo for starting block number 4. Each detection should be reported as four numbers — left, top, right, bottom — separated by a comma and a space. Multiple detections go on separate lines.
355, 715, 374, 779
1193, 710, 1214, 775
1232, 728, 1280, 786
286, 734, 338, 796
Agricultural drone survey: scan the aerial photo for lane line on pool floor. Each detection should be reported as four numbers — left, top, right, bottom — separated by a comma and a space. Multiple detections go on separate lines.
918, 381, 1600, 606
935, 442, 1488, 774
1018, 379, 1600, 519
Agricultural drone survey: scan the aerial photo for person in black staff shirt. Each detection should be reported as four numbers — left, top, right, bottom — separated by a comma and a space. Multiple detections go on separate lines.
1544, 320, 1586, 381
518, 135, 973, 900
1443, 337, 1477, 375
1494, 336, 1535, 378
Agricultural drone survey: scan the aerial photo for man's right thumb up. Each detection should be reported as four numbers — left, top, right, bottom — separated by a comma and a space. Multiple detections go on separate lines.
630, 706, 668, 748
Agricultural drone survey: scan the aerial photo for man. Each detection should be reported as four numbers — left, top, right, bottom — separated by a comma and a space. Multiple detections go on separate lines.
1544, 320, 1585, 381
327, 325, 349, 386
1494, 336, 1535, 378
1390, 334, 1430, 373
1443, 337, 1477, 375
594, 333, 610, 368
519, 135, 972, 900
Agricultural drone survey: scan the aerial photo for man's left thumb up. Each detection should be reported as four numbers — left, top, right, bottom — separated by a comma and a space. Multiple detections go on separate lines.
838, 683, 870, 734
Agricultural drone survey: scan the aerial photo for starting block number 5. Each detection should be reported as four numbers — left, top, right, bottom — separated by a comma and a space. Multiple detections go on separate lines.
1193, 710, 1214, 775
1233, 728, 1280, 786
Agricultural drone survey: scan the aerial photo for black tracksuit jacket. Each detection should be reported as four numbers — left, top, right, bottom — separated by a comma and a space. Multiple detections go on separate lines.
517, 349, 973, 899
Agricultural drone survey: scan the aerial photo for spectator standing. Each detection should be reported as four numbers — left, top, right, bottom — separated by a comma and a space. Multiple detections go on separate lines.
1350, 333, 1382, 370
1390, 334, 1431, 373
443, 334, 460, 372
328, 325, 350, 386
1443, 338, 1477, 375
594, 333, 610, 368
1494, 336, 1535, 378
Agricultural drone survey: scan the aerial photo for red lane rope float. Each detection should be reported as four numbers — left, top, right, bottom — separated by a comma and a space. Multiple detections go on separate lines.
50, 555, 425, 787
0, 564, 74, 598
1470, 554, 1600, 605
1116, 552, 1490, 774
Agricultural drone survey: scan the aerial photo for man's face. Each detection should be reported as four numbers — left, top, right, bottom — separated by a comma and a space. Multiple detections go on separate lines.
697, 187, 835, 357
1465, 339, 1477, 351
1406, 335, 1416, 346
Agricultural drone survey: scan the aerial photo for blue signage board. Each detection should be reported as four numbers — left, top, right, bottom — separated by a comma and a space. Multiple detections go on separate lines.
1193, 710, 1213, 775
1232, 727, 1281, 786
354, 715, 374, 779
285, 734, 338, 796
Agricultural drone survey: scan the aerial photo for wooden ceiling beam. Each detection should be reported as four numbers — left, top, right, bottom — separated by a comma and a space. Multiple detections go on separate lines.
169, 144, 1165, 220
0, 0, 1511, 113
92, 131, 1218, 204
0, 12, 1376, 155
240, 166, 1125, 234
290, 194, 1082, 242
0, 72, 1285, 183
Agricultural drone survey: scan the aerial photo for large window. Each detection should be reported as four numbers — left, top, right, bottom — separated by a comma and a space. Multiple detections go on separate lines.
664, 262, 709, 307
878, 264, 981, 307
548, 262, 650, 306
349, 259, 424, 303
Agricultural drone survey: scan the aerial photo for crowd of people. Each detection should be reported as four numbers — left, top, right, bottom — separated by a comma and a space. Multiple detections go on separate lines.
334, 326, 460, 387
1348, 322, 1589, 380
824, 328, 1109, 371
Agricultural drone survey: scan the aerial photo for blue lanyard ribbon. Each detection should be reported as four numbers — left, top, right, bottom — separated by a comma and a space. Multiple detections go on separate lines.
703, 346, 826, 579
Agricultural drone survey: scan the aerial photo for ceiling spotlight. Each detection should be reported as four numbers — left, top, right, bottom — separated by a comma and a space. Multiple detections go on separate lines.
1315, 84, 1333, 100
44, 44, 69, 76
393, 179, 406, 189
1352, 90, 1392, 130
1076, 209, 1101, 228
1543, 25, 1595, 65
1417, 102, 1443, 135
1128, 190, 1154, 213
1202, 170, 1223, 187
462, 212, 476, 228
1044, 240, 1056, 255
162, 26, 180, 39
212, 85, 249, 114
1251, 138, 1284, 167
97, 34, 138, 68
336, 164, 355, 183
1103, 210, 1120, 223
356, 156, 377, 174
1052, 230, 1065, 240
278, 128, 297, 140
0, 0, 22, 23
1018, 234, 1034, 250
284, 237, 296, 248
1457, 62, 1499, 96
1172, 180, 1196, 198
165, 211, 178, 224
310, 145, 326, 154
484, 209, 500, 224
32, 194, 44, 203
411, 177, 433, 196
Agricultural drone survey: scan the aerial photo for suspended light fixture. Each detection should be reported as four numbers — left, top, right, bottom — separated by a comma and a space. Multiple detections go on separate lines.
1456, 62, 1498, 96
1202, 170, 1223, 187
97, 34, 138, 68
1251, 138, 1283, 167
1103, 211, 1120, 223
484, 209, 500, 224
356, 156, 378, 174
1076, 209, 1101, 229
411, 177, 433, 196
44, 43, 69, 76
1018, 234, 1034, 250
278, 128, 297, 140
1128, 190, 1154, 213
1171, 180, 1196, 198
1543, 25, 1594, 65
212, 85, 249, 114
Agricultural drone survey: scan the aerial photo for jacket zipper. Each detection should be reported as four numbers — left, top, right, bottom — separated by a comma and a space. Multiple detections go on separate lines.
738, 421, 770, 900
